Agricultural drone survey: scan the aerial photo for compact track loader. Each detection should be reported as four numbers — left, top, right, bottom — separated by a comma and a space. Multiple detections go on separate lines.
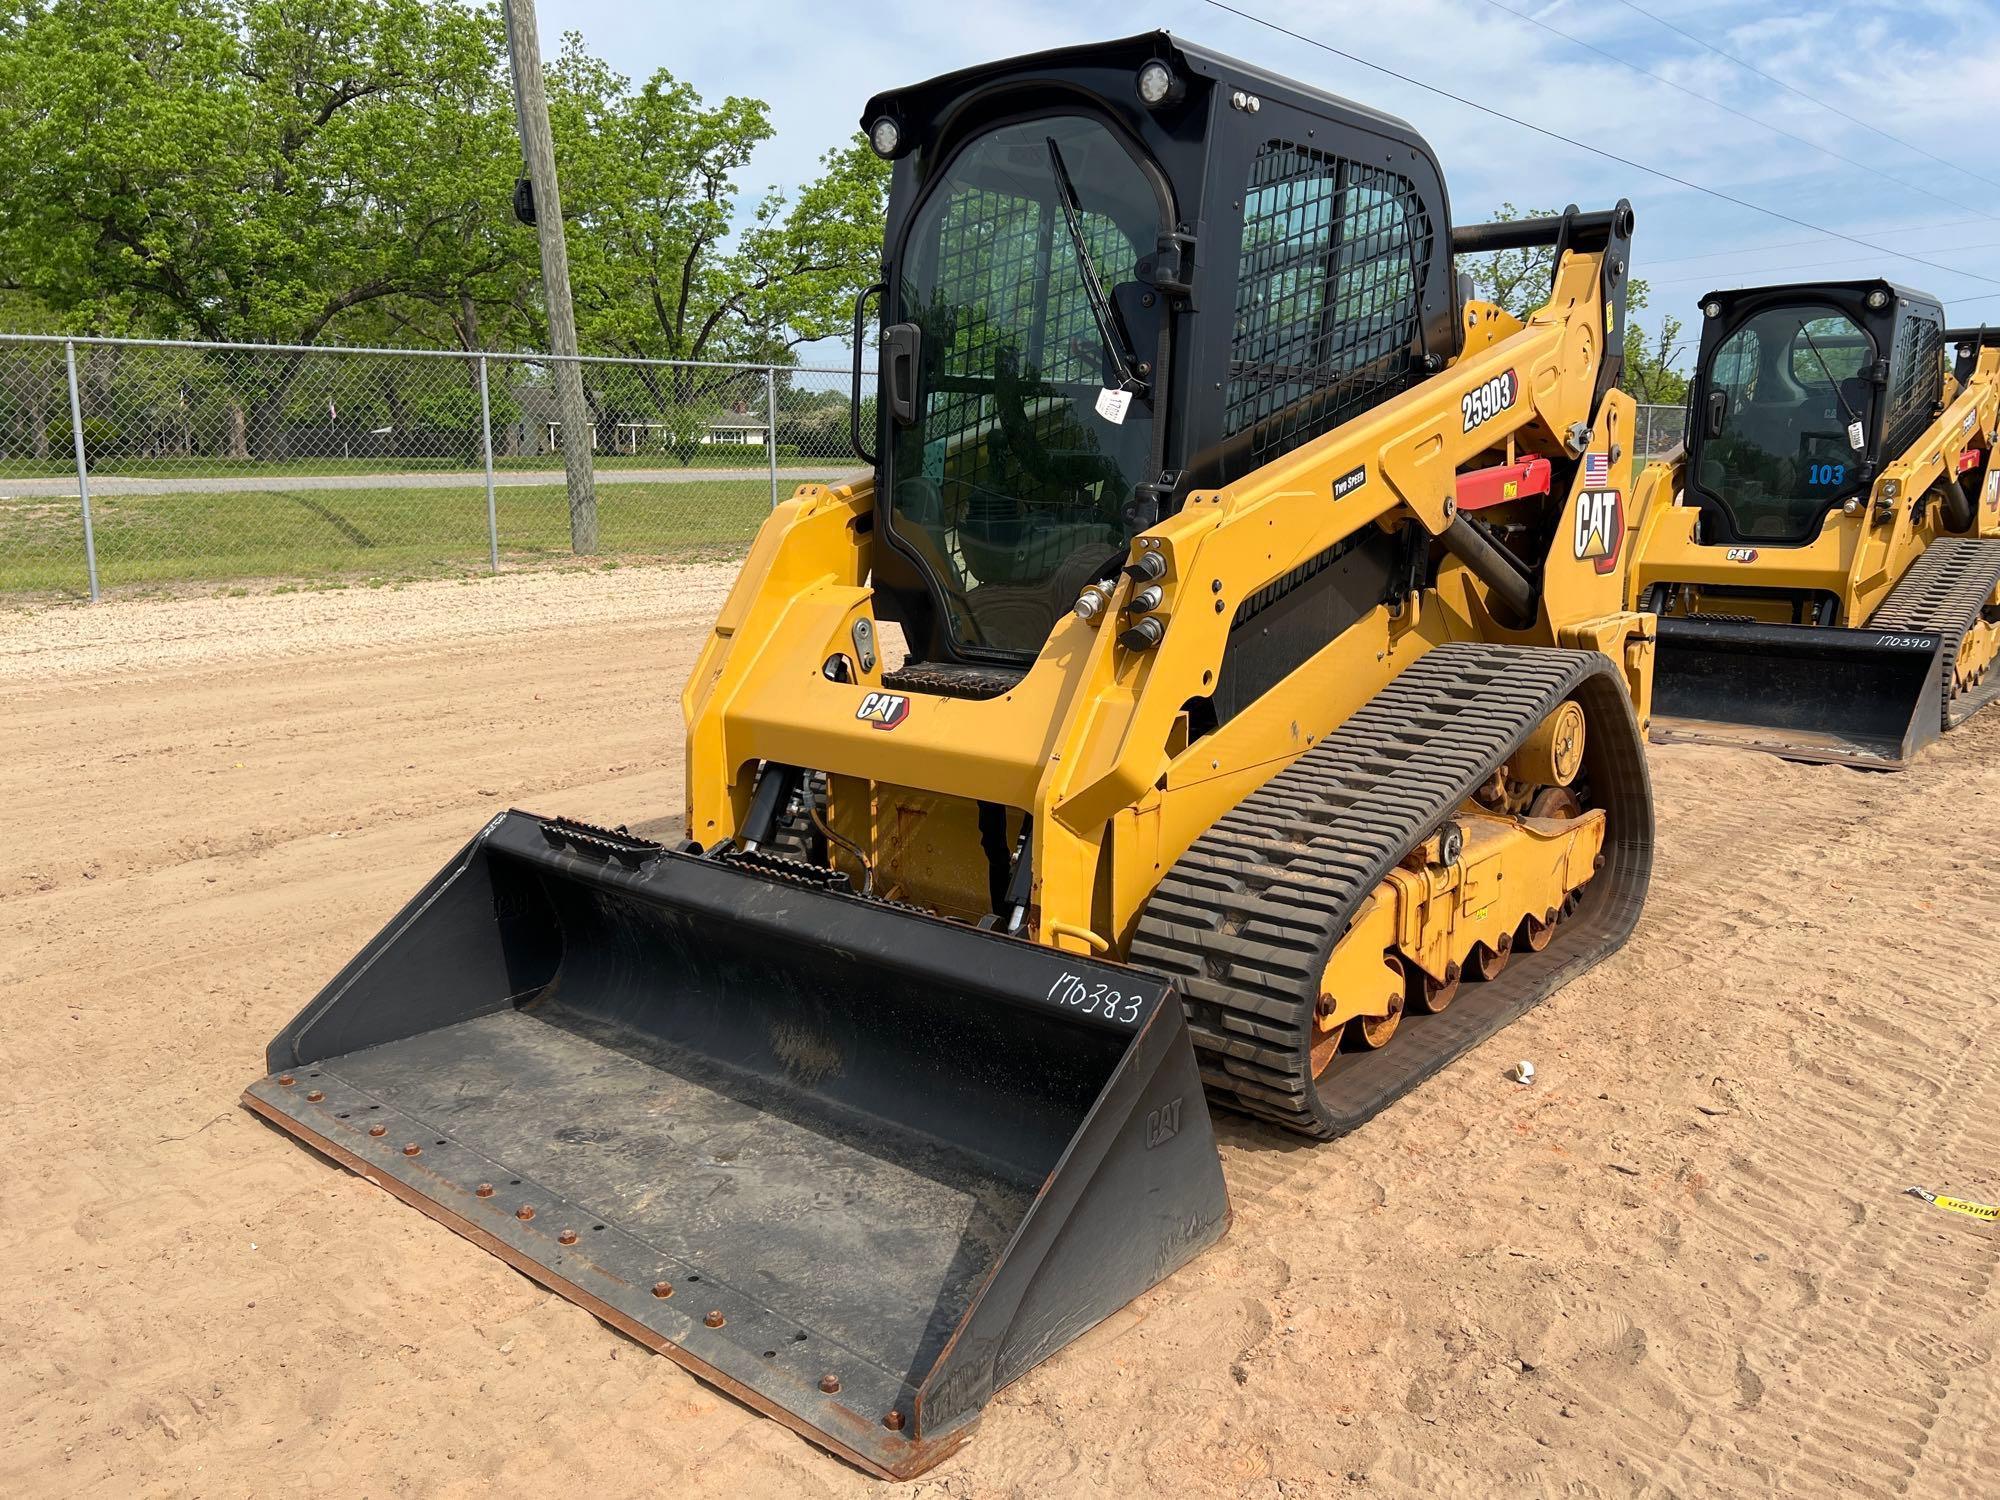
246, 34, 1656, 1477
1628, 280, 2000, 765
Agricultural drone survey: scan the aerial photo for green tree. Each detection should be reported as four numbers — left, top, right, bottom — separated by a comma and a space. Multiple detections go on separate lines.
553, 44, 889, 368
539, 44, 889, 445
0, 0, 535, 453
0, 0, 892, 455
1623, 312, 1690, 404
0, 0, 528, 346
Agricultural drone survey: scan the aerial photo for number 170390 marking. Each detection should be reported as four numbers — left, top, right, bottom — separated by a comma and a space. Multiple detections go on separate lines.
1047, 972, 1144, 1024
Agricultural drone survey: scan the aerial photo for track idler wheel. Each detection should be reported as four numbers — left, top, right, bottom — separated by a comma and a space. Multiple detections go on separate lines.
1313, 958, 1410, 1076
1518, 907, 1560, 953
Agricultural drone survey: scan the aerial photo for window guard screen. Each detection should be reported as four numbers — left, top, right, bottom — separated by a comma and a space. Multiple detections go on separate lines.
1886, 313, 1944, 460
1222, 143, 1431, 481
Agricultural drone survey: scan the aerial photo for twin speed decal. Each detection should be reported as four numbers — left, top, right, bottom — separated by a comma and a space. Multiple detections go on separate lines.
1461, 369, 1519, 432
855, 691, 910, 729
1572, 489, 1623, 574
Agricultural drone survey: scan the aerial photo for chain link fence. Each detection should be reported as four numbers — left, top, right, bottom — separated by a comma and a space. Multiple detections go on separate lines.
1634, 402, 1687, 461
0, 333, 871, 599
0, 331, 1688, 601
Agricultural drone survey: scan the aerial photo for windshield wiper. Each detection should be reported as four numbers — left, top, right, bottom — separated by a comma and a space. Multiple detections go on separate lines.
1045, 137, 1148, 396
1797, 319, 1865, 438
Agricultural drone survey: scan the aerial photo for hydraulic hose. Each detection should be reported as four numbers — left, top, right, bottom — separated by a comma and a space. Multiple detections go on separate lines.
1443, 514, 1539, 624
1938, 479, 1977, 535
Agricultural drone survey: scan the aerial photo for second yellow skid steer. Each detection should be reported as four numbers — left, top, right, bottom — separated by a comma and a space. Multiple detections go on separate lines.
1628, 280, 2000, 765
246, 33, 1656, 1477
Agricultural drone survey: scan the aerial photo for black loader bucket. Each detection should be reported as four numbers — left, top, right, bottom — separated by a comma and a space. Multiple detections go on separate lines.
244, 812, 1228, 1478
1650, 616, 1946, 768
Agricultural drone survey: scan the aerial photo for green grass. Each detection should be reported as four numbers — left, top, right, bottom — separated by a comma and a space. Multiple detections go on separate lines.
0, 451, 858, 480
0, 477, 795, 596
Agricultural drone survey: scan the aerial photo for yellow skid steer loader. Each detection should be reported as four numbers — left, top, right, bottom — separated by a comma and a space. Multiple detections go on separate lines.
246, 33, 1656, 1477
1628, 281, 2000, 766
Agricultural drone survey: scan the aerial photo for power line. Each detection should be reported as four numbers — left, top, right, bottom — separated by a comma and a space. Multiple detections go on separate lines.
1650, 238, 2000, 293
1193, 0, 2000, 289
1644, 215, 1987, 269
1476, 0, 1994, 223
1609, 0, 2000, 197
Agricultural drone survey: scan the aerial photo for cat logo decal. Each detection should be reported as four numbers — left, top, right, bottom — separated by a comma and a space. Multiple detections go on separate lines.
855, 691, 910, 729
1572, 489, 1623, 575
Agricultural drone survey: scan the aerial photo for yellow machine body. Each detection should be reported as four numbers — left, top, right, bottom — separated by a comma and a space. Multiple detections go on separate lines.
248, 35, 1659, 1478
1627, 326, 2000, 765
685, 250, 1653, 963
1630, 340, 2000, 623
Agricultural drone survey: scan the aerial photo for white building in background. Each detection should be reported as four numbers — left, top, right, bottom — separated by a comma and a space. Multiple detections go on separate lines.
542, 418, 770, 454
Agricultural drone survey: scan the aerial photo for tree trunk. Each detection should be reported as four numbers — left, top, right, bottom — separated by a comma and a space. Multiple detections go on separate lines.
28, 379, 49, 461
243, 352, 309, 461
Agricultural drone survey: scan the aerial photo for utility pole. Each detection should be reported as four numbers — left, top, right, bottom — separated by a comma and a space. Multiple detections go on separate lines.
502, 0, 598, 554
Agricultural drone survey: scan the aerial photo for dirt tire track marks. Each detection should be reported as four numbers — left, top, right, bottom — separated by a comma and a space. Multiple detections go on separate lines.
3, 574, 1997, 1499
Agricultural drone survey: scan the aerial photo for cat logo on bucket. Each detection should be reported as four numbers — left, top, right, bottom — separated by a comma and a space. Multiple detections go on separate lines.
1572, 489, 1623, 575
855, 691, 910, 729
1146, 1096, 1184, 1149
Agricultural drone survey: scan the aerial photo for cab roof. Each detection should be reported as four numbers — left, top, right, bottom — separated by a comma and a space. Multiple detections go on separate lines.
1695, 278, 1942, 315
860, 30, 1428, 152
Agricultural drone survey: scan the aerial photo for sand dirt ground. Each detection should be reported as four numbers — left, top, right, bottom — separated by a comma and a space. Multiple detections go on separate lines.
4, 566, 1997, 1499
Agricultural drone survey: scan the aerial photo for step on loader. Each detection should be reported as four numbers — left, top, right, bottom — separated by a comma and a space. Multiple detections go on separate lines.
245, 33, 1656, 1477
1627, 281, 2000, 766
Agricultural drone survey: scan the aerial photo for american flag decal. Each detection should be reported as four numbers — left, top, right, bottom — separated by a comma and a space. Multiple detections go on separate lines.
1584, 451, 1610, 486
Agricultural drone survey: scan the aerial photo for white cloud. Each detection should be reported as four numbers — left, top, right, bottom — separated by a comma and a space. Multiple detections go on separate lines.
536, 0, 2000, 331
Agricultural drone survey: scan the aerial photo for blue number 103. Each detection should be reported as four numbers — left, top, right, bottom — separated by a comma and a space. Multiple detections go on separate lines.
1809, 462, 1846, 487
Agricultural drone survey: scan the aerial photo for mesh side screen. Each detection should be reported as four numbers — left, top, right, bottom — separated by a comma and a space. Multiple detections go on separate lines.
1223, 143, 1431, 481
1886, 313, 1944, 459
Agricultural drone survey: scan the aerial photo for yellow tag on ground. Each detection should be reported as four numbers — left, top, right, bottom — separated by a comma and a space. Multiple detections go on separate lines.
1909, 1186, 1999, 1222
1934, 1196, 1999, 1222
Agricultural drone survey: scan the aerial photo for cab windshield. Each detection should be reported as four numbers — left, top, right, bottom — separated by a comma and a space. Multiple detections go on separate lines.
888, 115, 1164, 658
1694, 305, 1874, 543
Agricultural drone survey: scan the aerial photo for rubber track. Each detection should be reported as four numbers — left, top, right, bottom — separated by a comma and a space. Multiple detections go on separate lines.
1867, 537, 2000, 729
1130, 642, 1654, 1139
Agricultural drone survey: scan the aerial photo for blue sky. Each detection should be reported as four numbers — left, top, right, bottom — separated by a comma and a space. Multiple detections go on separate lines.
539, 0, 2000, 371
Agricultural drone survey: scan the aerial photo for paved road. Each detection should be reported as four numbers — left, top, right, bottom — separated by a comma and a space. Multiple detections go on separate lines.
0, 465, 869, 499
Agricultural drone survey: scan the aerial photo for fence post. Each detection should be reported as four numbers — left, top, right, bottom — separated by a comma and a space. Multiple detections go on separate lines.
63, 339, 102, 602
766, 366, 780, 510
478, 354, 499, 574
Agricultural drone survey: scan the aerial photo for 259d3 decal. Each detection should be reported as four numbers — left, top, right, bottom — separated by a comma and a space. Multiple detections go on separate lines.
1461, 369, 1519, 431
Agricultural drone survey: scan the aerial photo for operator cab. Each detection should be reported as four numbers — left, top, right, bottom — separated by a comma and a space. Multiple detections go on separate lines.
854, 32, 1459, 672
1687, 279, 1948, 545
